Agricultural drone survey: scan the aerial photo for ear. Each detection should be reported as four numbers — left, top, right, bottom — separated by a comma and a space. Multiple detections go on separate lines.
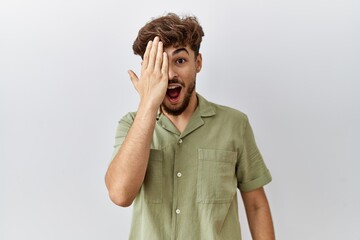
195, 53, 202, 73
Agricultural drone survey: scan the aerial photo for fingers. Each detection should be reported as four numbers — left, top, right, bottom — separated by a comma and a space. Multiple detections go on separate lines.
154, 41, 163, 71
141, 40, 152, 71
147, 36, 160, 70
161, 52, 168, 78
142, 36, 164, 73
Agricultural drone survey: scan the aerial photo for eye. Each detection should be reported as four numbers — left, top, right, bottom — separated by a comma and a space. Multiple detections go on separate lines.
176, 58, 186, 64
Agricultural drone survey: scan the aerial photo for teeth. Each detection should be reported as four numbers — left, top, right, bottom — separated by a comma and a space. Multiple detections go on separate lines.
167, 86, 179, 89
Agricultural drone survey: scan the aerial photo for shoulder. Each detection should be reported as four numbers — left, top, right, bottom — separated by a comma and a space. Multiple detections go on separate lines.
198, 94, 248, 121
208, 100, 249, 125
118, 111, 137, 125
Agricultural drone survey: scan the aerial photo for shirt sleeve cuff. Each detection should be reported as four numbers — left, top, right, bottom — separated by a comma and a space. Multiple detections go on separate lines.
238, 170, 272, 192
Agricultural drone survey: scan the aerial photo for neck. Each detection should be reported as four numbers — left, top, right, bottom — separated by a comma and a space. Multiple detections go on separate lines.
162, 93, 198, 133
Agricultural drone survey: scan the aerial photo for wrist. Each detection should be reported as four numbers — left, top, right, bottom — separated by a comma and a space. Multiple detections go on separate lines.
137, 98, 160, 117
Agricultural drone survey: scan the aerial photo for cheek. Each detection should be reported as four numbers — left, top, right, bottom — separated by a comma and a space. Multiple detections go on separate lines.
181, 66, 197, 78
184, 72, 196, 83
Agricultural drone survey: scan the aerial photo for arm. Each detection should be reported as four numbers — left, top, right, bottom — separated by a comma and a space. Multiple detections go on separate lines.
105, 37, 168, 207
241, 187, 275, 240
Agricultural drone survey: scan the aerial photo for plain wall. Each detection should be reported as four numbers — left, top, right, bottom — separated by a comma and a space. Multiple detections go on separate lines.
1, 0, 359, 239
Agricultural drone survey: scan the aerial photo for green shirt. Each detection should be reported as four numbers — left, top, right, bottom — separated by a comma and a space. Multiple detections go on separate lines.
112, 94, 272, 240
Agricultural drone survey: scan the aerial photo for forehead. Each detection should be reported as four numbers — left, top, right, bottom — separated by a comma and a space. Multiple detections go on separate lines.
164, 45, 194, 57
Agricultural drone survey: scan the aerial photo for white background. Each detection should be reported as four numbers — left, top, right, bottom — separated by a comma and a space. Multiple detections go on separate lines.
1, 0, 359, 239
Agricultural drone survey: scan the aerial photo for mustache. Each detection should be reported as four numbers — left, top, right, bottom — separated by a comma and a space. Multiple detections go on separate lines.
168, 79, 185, 87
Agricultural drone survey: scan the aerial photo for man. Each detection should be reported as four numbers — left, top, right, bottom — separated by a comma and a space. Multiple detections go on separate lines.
105, 13, 275, 240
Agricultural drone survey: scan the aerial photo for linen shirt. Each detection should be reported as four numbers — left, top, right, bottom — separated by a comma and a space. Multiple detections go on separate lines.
111, 94, 272, 240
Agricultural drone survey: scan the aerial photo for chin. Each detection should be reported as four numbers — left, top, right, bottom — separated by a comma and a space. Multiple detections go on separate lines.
161, 99, 188, 116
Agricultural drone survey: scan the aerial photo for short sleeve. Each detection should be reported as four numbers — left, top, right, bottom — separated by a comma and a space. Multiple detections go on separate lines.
110, 112, 135, 161
236, 115, 272, 192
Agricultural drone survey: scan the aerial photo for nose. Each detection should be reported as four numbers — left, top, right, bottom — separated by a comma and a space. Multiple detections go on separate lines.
168, 66, 178, 80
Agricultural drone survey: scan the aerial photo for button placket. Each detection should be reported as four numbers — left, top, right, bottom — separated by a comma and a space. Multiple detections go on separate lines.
172, 134, 183, 238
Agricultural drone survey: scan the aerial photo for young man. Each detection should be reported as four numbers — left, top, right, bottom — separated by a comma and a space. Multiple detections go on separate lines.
105, 13, 275, 240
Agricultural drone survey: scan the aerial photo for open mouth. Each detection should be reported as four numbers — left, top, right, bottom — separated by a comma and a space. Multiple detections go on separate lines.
166, 85, 182, 102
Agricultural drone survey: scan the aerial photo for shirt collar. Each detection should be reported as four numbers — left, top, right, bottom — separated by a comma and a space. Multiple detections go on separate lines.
197, 93, 216, 117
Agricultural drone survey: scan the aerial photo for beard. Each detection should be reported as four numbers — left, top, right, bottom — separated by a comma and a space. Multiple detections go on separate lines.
161, 79, 196, 116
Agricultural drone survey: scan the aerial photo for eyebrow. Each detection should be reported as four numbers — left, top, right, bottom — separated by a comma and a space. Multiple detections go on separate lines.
172, 47, 189, 56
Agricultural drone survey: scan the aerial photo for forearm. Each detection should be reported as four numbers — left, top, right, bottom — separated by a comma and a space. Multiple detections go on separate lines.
246, 203, 275, 240
242, 188, 275, 240
105, 101, 158, 206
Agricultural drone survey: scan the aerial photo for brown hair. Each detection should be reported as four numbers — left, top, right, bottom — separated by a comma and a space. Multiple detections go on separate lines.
132, 13, 204, 58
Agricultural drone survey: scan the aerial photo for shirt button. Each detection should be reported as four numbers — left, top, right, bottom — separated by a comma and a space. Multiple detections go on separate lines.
178, 139, 183, 144
177, 172, 182, 178
175, 209, 181, 214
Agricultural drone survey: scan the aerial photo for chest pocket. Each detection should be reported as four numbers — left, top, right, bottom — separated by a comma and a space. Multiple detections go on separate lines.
143, 149, 163, 203
197, 148, 237, 204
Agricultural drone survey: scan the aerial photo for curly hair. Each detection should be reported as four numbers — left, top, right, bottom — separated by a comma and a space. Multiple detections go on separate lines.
132, 13, 204, 59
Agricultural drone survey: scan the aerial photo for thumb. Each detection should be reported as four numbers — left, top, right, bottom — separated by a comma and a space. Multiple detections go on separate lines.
128, 70, 139, 83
